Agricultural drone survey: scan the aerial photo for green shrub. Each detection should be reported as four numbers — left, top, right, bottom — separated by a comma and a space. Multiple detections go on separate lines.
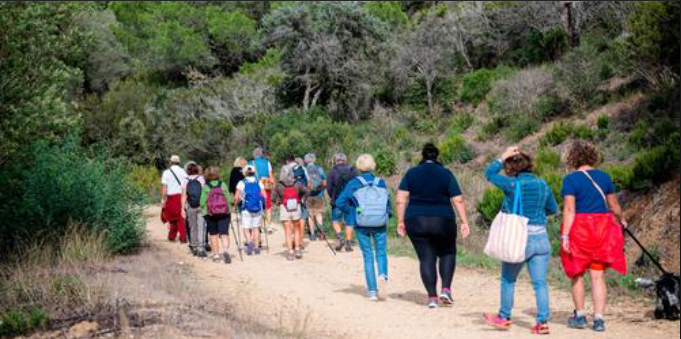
631, 143, 680, 188
540, 122, 572, 146
477, 188, 504, 224
605, 164, 634, 191
571, 124, 595, 140
447, 112, 474, 135
505, 115, 540, 142
553, 40, 608, 108
414, 118, 439, 133
439, 134, 474, 164
0, 140, 145, 255
478, 116, 508, 140
597, 115, 610, 131
460, 66, 515, 106
535, 148, 561, 177
374, 148, 397, 176
543, 172, 564, 206
0, 307, 48, 337
534, 94, 567, 120
129, 165, 161, 202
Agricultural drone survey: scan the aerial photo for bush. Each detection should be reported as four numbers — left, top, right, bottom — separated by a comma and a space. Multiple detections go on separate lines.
605, 164, 634, 191
597, 115, 610, 131
439, 134, 474, 164
447, 112, 474, 135
505, 115, 540, 142
553, 41, 608, 107
374, 148, 397, 176
535, 148, 561, 177
460, 66, 515, 106
0, 140, 145, 255
534, 94, 568, 120
128, 165, 161, 202
477, 188, 504, 224
0, 307, 48, 337
477, 116, 508, 140
631, 142, 680, 188
539, 121, 594, 146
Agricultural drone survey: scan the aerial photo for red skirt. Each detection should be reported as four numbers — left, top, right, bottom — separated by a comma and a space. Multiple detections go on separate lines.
560, 213, 627, 279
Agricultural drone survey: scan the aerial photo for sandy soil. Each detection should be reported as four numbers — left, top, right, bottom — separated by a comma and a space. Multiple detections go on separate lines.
146, 206, 679, 339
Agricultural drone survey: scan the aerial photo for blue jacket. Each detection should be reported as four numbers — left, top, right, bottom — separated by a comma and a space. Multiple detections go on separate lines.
484, 160, 558, 226
335, 172, 392, 226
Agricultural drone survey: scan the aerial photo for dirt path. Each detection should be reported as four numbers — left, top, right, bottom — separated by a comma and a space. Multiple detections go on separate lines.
146, 206, 679, 339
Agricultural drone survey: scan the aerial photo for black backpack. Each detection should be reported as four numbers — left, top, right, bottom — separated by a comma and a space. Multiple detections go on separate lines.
186, 178, 202, 208
330, 165, 355, 202
293, 165, 307, 186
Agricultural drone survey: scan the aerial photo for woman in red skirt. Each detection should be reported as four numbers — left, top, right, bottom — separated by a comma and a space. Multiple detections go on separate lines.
560, 141, 628, 332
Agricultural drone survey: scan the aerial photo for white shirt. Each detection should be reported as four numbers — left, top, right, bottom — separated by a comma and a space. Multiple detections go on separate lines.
237, 176, 265, 193
161, 165, 188, 195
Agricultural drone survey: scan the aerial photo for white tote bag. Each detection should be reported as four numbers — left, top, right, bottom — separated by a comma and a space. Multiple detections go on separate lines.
484, 180, 529, 263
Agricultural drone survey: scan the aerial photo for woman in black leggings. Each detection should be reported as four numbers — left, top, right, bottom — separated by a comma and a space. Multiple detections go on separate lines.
396, 143, 470, 308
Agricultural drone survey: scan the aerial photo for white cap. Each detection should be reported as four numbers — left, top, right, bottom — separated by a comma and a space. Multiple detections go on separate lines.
170, 155, 181, 164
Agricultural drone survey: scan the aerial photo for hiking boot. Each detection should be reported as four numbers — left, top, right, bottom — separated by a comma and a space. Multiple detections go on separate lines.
483, 313, 512, 330
197, 250, 207, 258
427, 297, 439, 309
439, 288, 453, 306
335, 239, 346, 252
286, 251, 295, 261
567, 311, 588, 329
246, 242, 254, 256
531, 322, 550, 335
222, 252, 232, 264
309, 232, 317, 241
592, 318, 605, 332
377, 276, 388, 301
345, 241, 353, 252
295, 249, 304, 259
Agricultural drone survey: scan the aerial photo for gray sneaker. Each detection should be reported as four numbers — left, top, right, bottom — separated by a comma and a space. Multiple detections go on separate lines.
335, 239, 346, 252
295, 249, 303, 259
345, 241, 353, 252
286, 251, 295, 261
222, 252, 232, 264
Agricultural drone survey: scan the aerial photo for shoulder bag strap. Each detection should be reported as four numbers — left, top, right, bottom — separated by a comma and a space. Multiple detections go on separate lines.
579, 170, 609, 208
512, 179, 523, 215
372, 177, 381, 187
169, 168, 182, 187
356, 176, 369, 187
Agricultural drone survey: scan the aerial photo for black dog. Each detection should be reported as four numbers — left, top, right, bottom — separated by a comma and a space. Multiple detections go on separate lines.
654, 273, 680, 320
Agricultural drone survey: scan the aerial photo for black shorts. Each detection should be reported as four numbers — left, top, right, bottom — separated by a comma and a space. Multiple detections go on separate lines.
206, 215, 230, 236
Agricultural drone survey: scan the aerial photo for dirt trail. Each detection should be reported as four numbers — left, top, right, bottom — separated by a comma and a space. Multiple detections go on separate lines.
146, 206, 679, 339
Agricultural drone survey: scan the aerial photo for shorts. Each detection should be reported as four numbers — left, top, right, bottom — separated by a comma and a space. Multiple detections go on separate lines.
589, 262, 610, 271
206, 215, 230, 236
279, 205, 302, 222
331, 207, 354, 226
241, 211, 263, 229
307, 196, 325, 215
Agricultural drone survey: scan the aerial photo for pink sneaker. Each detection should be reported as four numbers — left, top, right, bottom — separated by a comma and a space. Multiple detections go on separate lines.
483, 313, 512, 330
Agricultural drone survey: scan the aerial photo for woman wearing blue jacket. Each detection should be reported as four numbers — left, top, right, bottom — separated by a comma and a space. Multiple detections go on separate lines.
336, 154, 392, 302
482, 146, 558, 335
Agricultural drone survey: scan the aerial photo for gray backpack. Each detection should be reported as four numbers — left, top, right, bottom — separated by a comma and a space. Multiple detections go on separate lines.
353, 177, 389, 227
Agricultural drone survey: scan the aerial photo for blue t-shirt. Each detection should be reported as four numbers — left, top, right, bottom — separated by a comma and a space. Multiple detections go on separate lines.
249, 157, 271, 180
398, 161, 462, 220
307, 164, 327, 198
561, 169, 614, 213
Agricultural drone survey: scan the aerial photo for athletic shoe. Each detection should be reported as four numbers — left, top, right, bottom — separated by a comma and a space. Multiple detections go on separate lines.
592, 318, 605, 332
295, 249, 303, 259
567, 311, 588, 329
286, 251, 295, 261
531, 322, 550, 335
427, 297, 439, 309
377, 276, 388, 301
212, 254, 221, 263
197, 250, 207, 258
335, 239, 346, 252
191, 248, 198, 256
310, 232, 317, 241
222, 252, 232, 264
483, 313, 512, 330
246, 242, 254, 256
368, 291, 379, 302
345, 241, 353, 252
439, 289, 453, 306
254, 246, 261, 255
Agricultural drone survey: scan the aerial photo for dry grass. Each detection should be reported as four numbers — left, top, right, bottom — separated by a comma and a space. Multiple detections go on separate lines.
1, 226, 321, 339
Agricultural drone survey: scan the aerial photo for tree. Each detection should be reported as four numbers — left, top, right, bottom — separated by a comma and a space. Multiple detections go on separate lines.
260, 2, 387, 120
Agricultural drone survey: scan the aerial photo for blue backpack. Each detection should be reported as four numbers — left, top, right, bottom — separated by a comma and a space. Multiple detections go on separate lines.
242, 180, 263, 213
353, 177, 389, 227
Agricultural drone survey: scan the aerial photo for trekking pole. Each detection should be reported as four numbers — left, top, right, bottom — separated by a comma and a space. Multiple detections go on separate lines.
261, 201, 270, 254
315, 218, 336, 256
232, 209, 243, 261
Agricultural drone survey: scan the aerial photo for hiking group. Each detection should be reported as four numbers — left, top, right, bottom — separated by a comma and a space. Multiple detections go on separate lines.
160, 141, 630, 335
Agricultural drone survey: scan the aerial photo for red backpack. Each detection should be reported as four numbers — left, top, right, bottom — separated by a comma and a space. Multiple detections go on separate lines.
206, 181, 229, 217
282, 185, 299, 212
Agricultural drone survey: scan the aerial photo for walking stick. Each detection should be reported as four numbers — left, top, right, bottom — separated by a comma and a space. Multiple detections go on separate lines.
315, 218, 336, 256
261, 201, 270, 253
232, 207, 243, 261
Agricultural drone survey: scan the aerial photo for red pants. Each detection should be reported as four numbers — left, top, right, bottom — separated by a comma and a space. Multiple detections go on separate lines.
164, 194, 187, 242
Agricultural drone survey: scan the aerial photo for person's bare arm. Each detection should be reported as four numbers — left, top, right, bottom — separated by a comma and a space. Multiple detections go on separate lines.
234, 190, 243, 210
452, 196, 470, 239
161, 185, 167, 208
396, 190, 409, 237
561, 196, 576, 253
607, 194, 628, 228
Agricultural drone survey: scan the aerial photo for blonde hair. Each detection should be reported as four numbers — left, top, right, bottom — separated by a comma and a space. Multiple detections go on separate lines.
204, 166, 221, 181
356, 154, 376, 172
234, 156, 247, 168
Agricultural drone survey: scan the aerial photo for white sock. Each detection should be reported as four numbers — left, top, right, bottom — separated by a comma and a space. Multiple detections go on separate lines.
594, 314, 604, 320
576, 310, 586, 317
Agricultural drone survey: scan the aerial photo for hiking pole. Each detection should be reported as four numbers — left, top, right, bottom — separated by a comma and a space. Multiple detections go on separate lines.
232, 211, 243, 261
260, 201, 270, 253
624, 228, 668, 275
315, 218, 336, 256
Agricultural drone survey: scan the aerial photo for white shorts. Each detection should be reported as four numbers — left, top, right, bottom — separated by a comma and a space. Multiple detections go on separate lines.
279, 205, 302, 222
241, 211, 263, 229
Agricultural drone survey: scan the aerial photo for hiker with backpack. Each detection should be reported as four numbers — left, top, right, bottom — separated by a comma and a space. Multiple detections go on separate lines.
560, 141, 628, 332
272, 160, 309, 261
185, 162, 207, 257
480, 147, 558, 335
305, 153, 327, 241
229, 157, 247, 198
396, 144, 471, 309
201, 166, 233, 264
293, 157, 310, 245
234, 165, 266, 256
327, 153, 358, 252
161, 155, 188, 243
335, 154, 392, 302
249, 148, 275, 232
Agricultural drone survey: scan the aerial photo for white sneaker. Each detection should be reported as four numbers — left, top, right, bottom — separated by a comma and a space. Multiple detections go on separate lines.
427, 298, 439, 309
368, 292, 379, 302
377, 276, 388, 301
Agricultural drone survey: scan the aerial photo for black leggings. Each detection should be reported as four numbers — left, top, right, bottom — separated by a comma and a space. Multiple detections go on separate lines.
406, 216, 457, 298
